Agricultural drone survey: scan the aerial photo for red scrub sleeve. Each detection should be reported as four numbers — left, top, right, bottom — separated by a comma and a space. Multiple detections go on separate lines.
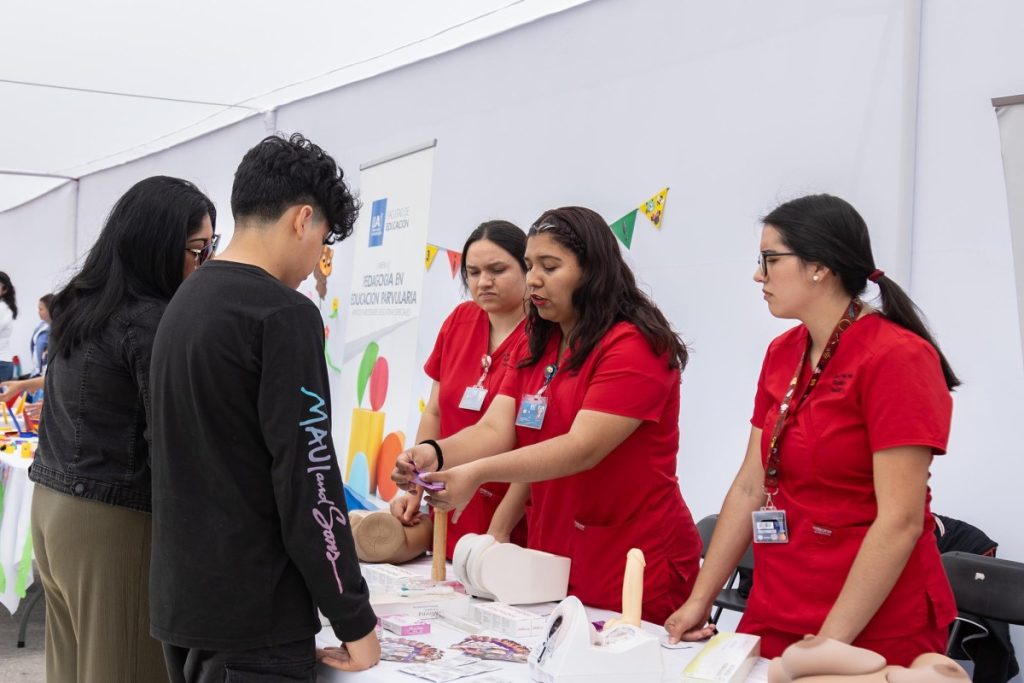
580, 327, 675, 421
750, 344, 775, 428
423, 308, 456, 382
860, 338, 952, 455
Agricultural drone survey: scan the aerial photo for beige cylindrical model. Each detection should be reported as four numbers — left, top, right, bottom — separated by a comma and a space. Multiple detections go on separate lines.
620, 548, 646, 627
603, 548, 646, 631
431, 509, 448, 581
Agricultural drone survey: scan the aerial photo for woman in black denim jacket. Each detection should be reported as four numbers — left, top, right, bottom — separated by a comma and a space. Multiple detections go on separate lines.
30, 176, 216, 683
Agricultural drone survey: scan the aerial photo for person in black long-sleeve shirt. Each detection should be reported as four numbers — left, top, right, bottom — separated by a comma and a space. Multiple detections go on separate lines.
150, 133, 379, 681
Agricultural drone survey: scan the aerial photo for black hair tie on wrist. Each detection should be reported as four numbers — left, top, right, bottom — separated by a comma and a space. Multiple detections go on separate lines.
419, 439, 444, 471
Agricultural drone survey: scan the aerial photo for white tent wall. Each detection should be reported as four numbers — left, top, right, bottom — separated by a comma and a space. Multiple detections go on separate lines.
914, 0, 1024, 579
276, 0, 918, 528
0, 0, 1021, 654
0, 182, 77, 370
72, 115, 272, 252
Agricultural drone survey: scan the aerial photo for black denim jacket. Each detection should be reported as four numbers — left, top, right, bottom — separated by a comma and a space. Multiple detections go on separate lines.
30, 297, 167, 512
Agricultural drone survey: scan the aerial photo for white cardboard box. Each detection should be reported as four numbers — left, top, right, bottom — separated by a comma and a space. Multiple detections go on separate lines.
682, 632, 761, 683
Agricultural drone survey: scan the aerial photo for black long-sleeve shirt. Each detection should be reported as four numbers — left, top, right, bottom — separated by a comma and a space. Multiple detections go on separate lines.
149, 260, 374, 650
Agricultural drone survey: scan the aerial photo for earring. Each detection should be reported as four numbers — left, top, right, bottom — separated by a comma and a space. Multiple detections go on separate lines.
812, 275, 820, 282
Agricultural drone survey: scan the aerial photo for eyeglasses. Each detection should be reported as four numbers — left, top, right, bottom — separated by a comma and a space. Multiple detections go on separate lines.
758, 250, 799, 278
187, 234, 220, 266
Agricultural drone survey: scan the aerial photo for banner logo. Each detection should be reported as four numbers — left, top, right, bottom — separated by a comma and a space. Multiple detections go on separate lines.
369, 198, 388, 247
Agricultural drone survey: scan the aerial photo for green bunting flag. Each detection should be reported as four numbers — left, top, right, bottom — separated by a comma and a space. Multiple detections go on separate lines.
609, 209, 638, 249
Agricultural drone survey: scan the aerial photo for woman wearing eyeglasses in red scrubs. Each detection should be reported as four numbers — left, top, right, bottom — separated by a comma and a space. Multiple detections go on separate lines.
665, 194, 958, 665
393, 206, 701, 623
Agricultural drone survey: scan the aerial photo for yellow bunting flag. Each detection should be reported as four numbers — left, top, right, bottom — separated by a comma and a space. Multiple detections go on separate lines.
425, 243, 439, 271
638, 187, 669, 229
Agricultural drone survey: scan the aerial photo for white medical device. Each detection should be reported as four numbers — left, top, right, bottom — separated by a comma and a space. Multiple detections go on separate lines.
451, 533, 570, 604
528, 595, 662, 683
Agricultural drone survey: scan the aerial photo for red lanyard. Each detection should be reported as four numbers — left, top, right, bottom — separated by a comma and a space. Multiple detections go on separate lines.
763, 299, 862, 495
472, 354, 492, 388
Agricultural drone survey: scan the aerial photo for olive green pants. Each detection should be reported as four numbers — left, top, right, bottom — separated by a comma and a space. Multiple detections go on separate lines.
31, 485, 168, 683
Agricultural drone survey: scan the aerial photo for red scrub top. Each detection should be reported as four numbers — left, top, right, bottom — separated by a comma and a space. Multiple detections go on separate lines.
424, 301, 528, 558
498, 322, 701, 623
741, 314, 957, 660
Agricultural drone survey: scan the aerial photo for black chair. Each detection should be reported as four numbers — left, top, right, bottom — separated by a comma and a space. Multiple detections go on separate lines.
696, 514, 754, 624
941, 551, 1024, 654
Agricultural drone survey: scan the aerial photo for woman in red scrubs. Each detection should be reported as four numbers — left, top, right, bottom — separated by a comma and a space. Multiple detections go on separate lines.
664, 194, 959, 665
384, 221, 530, 560
394, 206, 701, 623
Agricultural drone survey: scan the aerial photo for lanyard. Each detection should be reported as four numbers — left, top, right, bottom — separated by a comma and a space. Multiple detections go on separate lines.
533, 339, 571, 398
534, 363, 558, 398
472, 354, 492, 388
763, 299, 862, 499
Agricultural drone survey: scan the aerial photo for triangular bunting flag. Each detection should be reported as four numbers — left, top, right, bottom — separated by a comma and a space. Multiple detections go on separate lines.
609, 210, 638, 249
425, 243, 439, 271
447, 249, 462, 278
638, 187, 669, 229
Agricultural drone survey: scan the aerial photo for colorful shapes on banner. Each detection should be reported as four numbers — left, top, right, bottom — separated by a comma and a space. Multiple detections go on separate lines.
346, 408, 385, 489
425, 243, 439, 271
369, 357, 389, 411
609, 210, 638, 249
638, 187, 669, 228
314, 246, 334, 300
447, 250, 462, 278
376, 431, 406, 501
348, 452, 370, 497
356, 342, 380, 406
418, 397, 426, 413
328, 297, 340, 319
324, 346, 343, 373
344, 483, 375, 512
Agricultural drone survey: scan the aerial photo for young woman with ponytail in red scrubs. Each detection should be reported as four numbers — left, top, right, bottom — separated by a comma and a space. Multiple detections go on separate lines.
393, 206, 701, 623
378, 221, 529, 561
665, 194, 959, 665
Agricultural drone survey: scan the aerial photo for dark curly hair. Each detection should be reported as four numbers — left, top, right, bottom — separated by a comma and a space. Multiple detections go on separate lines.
231, 133, 359, 244
522, 206, 688, 372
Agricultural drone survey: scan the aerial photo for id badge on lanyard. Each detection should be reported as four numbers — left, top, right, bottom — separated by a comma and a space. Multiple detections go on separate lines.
459, 354, 492, 411
752, 496, 789, 544
515, 363, 557, 430
752, 299, 861, 545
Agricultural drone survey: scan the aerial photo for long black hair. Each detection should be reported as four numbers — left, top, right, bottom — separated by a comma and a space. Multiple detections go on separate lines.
763, 193, 960, 390
522, 206, 688, 372
0, 272, 16, 318
459, 220, 527, 288
49, 176, 216, 358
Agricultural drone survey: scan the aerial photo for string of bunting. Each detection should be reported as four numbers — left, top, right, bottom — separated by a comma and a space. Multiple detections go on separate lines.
425, 187, 667, 269
424, 243, 462, 278
609, 187, 670, 249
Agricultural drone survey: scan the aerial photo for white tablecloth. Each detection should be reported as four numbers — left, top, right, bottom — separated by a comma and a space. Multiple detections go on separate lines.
0, 453, 34, 615
316, 557, 769, 683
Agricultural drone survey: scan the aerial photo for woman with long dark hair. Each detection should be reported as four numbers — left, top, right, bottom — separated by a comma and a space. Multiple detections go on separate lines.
354, 220, 530, 563
393, 206, 701, 622
0, 271, 18, 381
665, 194, 958, 664
30, 176, 216, 682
